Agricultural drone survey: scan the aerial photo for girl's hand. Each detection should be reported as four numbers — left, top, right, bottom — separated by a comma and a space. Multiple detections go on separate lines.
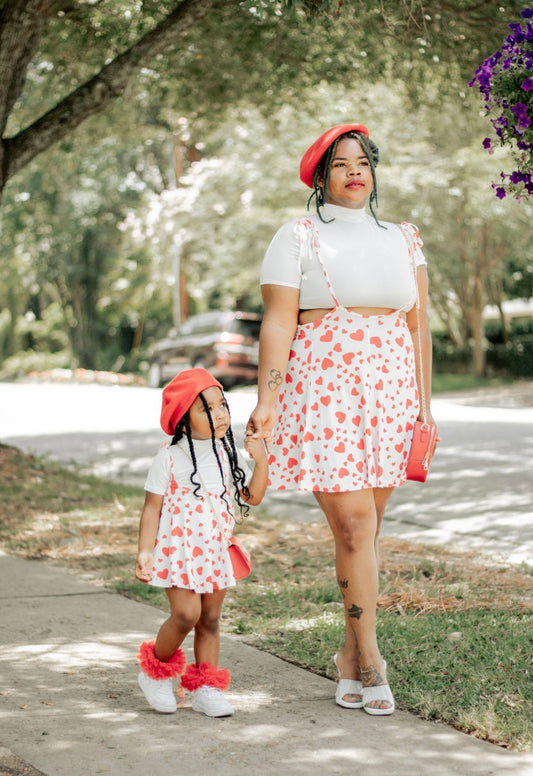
244, 434, 269, 462
135, 551, 154, 583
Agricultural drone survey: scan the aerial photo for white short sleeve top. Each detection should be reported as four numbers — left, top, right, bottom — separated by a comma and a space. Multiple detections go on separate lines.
260, 203, 426, 311
144, 439, 251, 495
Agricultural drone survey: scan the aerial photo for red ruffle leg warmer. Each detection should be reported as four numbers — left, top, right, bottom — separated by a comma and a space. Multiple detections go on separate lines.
137, 640, 186, 680
180, 662, 231, 692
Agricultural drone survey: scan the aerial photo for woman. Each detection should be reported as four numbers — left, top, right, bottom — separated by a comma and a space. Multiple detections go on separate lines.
246, 123, 435, 716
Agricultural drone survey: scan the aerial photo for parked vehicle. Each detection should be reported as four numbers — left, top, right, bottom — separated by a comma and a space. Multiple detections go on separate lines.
147, 311, 262, 389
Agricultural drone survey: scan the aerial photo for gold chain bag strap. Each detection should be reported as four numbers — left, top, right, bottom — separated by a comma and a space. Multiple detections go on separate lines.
401, 223, 438, 482
177, 443, 252, 579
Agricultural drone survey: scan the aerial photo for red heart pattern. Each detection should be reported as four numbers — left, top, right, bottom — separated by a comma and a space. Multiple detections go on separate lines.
267, 307, 419, 492
149, 447, 238, 594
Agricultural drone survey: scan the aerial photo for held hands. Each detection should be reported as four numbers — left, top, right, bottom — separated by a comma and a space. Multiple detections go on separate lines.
245, 403, 277, 454
135, 551, 154, 584
243, 433, 269, 462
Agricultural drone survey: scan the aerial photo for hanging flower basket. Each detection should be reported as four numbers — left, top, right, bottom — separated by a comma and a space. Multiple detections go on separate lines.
469, 8, 533, 201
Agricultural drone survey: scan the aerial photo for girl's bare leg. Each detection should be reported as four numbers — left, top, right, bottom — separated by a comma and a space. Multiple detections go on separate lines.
154, 588, 202, 660
193, 589, 227, 666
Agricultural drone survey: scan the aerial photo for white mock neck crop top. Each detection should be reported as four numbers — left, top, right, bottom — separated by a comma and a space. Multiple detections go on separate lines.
260, 203, 426, 311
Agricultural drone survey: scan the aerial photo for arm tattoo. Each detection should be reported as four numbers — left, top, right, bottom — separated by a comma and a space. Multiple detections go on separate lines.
267, 368, 283, 392
347, 603, 363, 619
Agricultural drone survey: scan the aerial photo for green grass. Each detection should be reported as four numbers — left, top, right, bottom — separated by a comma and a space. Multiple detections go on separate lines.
432, 373, 511, 393
241, 606, 531, 750
111, 517, 533, 751
1, 379, 532, 753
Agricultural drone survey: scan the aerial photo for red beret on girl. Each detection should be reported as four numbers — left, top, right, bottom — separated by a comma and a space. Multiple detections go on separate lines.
299, 123, 371, 188
160, 368, 223, 436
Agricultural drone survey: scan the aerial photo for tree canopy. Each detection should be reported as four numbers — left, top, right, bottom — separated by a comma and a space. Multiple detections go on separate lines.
1, 0, 531, 378
1, 0, 527, 196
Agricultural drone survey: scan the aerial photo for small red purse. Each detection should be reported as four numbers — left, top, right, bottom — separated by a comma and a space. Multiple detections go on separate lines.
227, 536, 252, 580
405, 421, 438, 482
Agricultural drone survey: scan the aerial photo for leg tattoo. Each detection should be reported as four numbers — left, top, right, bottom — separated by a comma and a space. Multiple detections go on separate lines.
347, 603, 363, 620
361, 664, 384, 686
337, 576, 349, 591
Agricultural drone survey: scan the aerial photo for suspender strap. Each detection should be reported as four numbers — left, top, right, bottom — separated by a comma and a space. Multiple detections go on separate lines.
400, 222, 427, 423
297, 218, 341, 308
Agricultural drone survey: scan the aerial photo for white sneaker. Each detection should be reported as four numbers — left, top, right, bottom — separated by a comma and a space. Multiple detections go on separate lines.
138, 671, 177, 713
192, 685, 234, 717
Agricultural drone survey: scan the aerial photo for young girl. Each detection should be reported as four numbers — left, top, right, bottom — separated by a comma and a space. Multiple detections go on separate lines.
136, 368, 268, 717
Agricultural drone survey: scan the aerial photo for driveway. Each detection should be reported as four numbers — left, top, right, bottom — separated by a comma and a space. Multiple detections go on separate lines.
2, 380, 532, 565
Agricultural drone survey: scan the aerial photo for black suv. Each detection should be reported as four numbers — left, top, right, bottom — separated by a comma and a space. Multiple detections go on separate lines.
147, 311, 262, 389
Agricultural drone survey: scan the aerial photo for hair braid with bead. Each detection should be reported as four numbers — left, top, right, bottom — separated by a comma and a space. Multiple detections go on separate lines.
170, 392, 250, 519
171, 412, 202, 497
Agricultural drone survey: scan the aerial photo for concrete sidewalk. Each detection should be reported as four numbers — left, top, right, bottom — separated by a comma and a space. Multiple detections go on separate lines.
1, 551, 531, 776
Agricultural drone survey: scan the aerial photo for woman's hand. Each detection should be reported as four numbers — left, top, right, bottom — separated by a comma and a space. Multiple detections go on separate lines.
246, 403, 277, 452
135, 551, 154, 583
418, 410, 437, 426
418, 411, 441, 443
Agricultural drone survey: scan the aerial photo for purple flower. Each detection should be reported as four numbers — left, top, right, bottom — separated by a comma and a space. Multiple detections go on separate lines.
508, 23, 526, 43
471, 10, 533, 200
512, 102, 532, 128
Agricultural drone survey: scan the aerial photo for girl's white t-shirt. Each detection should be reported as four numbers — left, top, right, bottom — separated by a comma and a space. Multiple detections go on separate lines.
260, 203, 426, 311
144, 438, 251, 495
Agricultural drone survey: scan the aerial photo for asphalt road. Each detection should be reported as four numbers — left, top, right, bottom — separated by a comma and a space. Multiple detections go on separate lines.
2, 380, 533, 565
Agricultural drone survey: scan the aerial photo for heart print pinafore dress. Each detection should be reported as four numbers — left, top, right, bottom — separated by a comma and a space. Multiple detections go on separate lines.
267, 219, 420, 493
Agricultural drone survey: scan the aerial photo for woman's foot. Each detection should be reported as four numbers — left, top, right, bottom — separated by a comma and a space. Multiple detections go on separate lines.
361, 661, 395, 716
333, 652, 363, 709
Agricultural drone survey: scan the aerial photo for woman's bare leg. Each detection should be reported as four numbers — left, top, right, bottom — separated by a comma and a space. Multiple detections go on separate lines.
374, 487, 394, 570
315, 487, 394, 711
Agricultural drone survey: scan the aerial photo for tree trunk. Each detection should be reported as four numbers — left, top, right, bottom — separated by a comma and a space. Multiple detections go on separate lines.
470, 224, 488, 378
471, 283, 486, 377
0, 0, 239, 199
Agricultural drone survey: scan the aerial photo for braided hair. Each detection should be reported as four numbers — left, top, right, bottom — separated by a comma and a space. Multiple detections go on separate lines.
308, 130, 384, 227
170, 392, 250, 520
